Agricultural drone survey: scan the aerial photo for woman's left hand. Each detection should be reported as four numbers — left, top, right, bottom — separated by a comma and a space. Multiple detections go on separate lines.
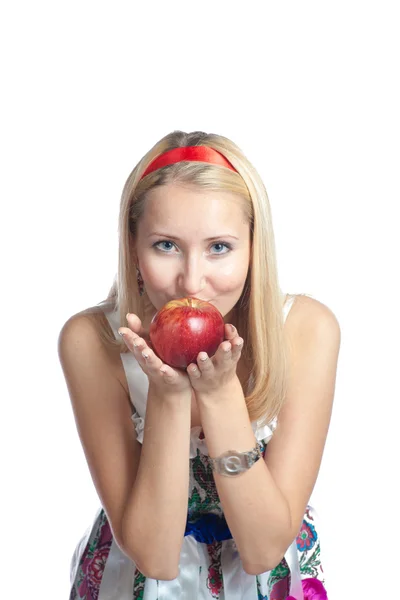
186, 323, 244, 395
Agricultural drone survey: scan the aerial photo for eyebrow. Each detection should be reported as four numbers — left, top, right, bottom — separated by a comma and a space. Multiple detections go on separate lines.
147, 232, 239, 241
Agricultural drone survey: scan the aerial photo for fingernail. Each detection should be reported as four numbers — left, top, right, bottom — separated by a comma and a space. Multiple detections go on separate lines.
126, 313, 131, 319
199, 353, 208, 361
230, 325, 236, 333
118, 329, 125, 337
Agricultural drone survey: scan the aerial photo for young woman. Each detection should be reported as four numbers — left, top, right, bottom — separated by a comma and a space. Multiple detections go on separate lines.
59, 130, 341, 599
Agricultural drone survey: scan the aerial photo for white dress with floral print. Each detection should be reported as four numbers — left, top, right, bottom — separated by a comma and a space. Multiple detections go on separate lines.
69, 295, 327, 600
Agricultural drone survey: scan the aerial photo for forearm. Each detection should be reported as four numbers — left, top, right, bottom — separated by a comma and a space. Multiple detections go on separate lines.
197, 378, 292, 574
121, 385, 191, 578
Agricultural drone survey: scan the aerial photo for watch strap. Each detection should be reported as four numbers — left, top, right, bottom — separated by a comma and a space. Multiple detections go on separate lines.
209, 441, 262, 477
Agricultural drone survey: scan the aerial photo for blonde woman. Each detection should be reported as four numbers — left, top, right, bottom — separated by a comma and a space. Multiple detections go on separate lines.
58, 130, 340, 600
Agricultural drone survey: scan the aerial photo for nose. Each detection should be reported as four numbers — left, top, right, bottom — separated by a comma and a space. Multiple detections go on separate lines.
178, 255, 207, 298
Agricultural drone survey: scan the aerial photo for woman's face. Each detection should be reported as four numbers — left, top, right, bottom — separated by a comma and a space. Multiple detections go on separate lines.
134, 183, 251, 324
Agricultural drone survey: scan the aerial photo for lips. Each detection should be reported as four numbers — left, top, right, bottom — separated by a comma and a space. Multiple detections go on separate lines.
172, 297, 212, 303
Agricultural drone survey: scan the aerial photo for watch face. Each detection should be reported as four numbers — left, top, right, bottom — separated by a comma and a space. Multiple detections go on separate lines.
211, 444, 260, 477
222, 455, 243, 473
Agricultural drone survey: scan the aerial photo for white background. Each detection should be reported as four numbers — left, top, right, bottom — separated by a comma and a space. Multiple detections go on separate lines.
2, 2, 399, 598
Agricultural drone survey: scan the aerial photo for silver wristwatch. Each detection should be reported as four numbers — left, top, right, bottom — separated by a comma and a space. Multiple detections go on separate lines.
209, 442, 262, 477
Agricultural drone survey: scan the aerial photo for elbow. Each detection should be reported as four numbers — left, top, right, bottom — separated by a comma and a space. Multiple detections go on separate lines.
120, 513, 181, 580
143, 566, 179, 581
243, 511, 294, 575
122, 545, 179, 580
131, 552, 179, 581
120, 538, 179, 581
243, 553, 285, 576
133, 563, 179, 581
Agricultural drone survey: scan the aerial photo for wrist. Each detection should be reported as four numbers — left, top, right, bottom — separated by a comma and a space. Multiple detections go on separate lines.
148, 382, 192, 407
195, 375, 244, 406
195, 377, 255, 460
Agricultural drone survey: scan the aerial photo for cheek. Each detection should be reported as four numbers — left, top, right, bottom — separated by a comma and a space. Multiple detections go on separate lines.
219, 252, 249, 278
214, 261, 249, 292
141, 263, 171, 289
139, 253, 183, 293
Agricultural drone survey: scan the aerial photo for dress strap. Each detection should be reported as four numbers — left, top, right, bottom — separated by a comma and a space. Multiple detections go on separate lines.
96, 300, 120, 340
97, 301, 149, 418
285, 539, 304, 598
283, 294, 296, 322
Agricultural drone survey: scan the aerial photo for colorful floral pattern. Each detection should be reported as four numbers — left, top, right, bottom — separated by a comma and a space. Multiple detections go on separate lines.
70, 510, 113, 600
69, 446, 327, 599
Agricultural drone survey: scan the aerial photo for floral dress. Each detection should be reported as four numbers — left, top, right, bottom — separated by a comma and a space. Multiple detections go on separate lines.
68, 297, 328, 600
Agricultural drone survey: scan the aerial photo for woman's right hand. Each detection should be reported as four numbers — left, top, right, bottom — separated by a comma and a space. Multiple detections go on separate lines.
118, 313, 192, 396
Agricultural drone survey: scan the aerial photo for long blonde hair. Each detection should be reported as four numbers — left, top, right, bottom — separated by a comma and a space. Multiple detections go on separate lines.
86, 130, 291, 425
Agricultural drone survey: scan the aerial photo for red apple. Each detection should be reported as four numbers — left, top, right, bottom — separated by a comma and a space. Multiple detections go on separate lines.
149, 297, 225, 369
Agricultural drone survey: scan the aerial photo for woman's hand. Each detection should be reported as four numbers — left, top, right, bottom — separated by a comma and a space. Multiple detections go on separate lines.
186, 324, 244, 396
118, 313, 192, 396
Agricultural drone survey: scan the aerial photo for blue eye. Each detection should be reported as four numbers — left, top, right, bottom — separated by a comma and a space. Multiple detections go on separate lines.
152, 240, 232, 255
212, 243, 230, 254
155, 241, 175, 252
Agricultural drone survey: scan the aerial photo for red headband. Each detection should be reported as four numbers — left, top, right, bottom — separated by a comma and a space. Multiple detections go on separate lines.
139, 145, 238, 180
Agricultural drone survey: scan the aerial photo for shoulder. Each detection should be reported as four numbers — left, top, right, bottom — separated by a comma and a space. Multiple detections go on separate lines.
59, 305, 108, 341
58, 307, 131, 395
285, 293, 341, 341
283, 293, 341, 370
58, 305, 123, 370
